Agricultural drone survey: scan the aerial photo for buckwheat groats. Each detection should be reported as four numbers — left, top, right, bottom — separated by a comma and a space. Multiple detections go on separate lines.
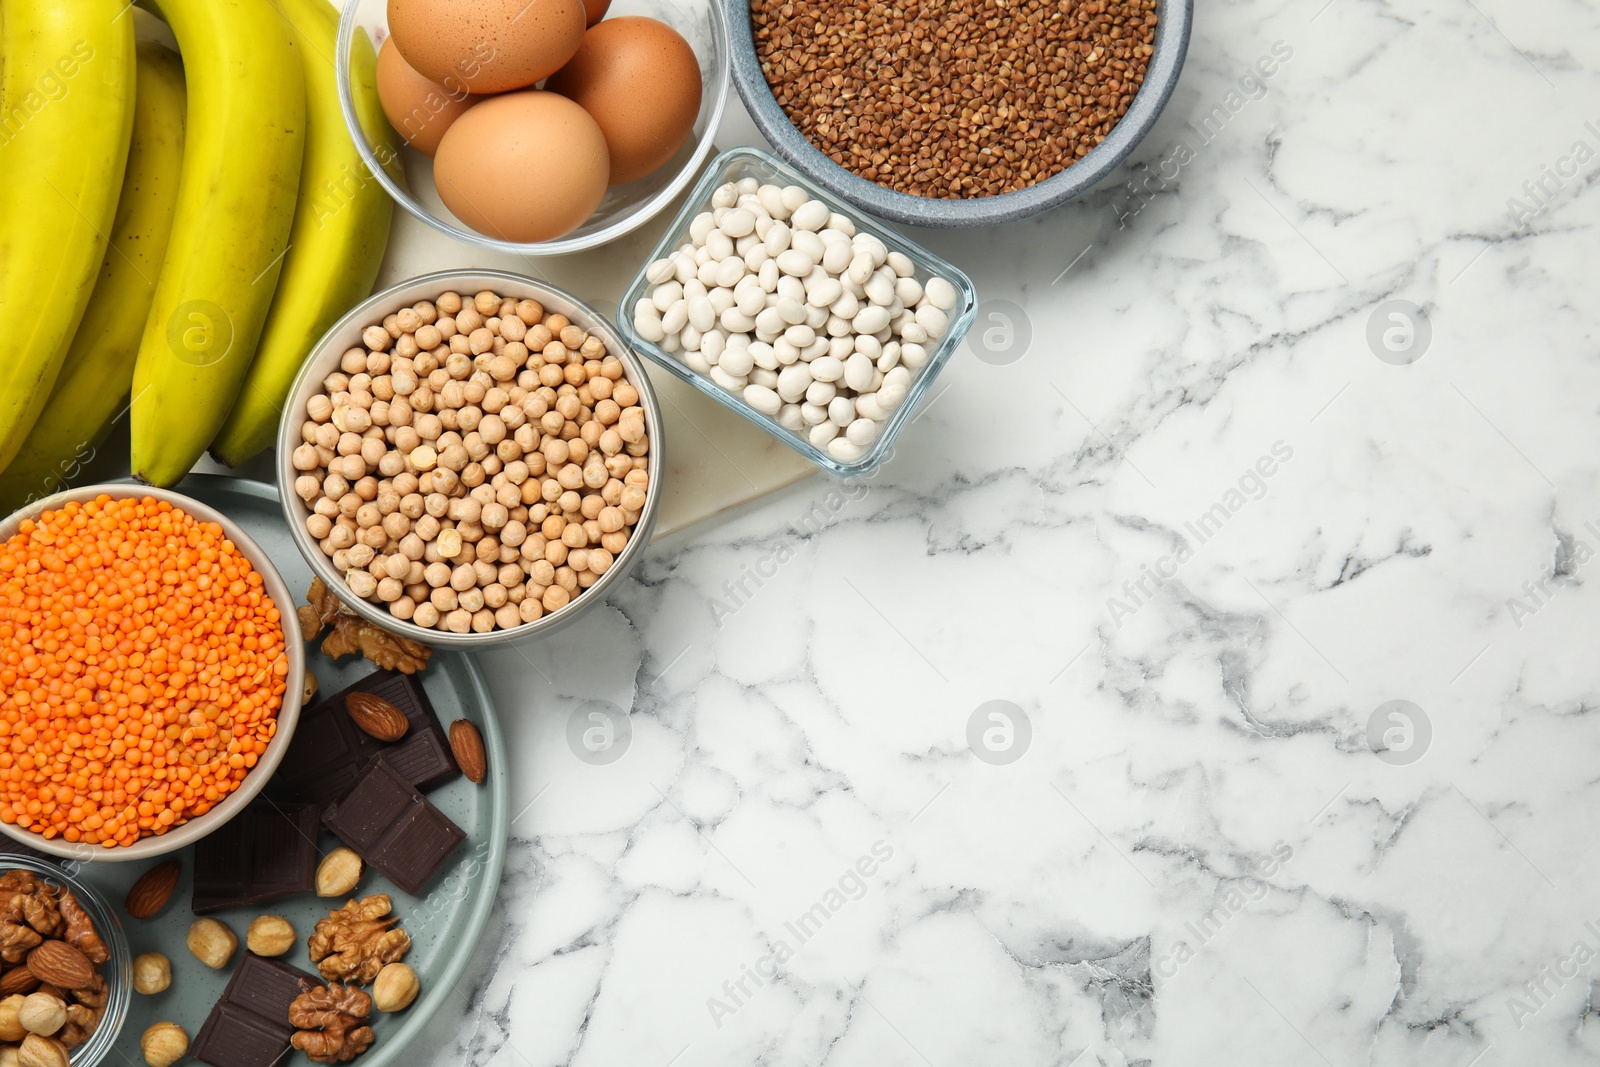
750, 0, 1159, 198
291, 290, 651, 635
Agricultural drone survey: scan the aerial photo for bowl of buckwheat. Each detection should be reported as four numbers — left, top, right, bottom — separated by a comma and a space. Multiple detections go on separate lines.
724, 0, 1192, 227
276, 269, 664, 648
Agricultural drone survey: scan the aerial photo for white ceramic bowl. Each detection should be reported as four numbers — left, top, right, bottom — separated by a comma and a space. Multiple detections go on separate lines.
335, 0, 731, 255
0, 485, 305, 862
276, 269, 665, 649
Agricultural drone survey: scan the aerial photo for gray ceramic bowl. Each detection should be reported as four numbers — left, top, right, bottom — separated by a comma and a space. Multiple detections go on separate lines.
724, 0, 1193, 227
277, 270, 664, 650
0, 485, 305, 862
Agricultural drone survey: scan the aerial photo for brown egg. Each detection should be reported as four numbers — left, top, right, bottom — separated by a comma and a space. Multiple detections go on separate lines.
433, 91, 609, 243
582, 0, 610, 26
545, 17, 701, 186
387, 0, 586, 95
375, 38, 480, 157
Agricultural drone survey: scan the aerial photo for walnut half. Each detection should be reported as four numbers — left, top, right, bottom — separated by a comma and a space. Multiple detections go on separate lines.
305, 896, 411, 984
289, 983, 375, 1064
299, 579, 431, 674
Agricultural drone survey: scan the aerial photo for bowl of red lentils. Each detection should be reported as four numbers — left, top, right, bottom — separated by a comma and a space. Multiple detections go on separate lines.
276, 269, 664, 649
0, 485, 304, 861
725, 0, 1192, 227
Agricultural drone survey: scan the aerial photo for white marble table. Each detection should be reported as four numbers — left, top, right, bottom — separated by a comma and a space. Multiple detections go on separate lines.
404, 2, 1600, 1064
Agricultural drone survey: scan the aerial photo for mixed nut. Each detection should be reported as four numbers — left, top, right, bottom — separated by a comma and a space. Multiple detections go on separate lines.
0, 869, 110, 1062
291, 288, 653, 634
115, 855, 423, 1066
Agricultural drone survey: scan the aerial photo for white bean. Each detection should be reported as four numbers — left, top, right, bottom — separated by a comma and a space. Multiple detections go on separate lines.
718, 343, 753, 376
684, 350, 711, 374
690, 212, 717, 243
661, 301, 688, 334
792, 199, 830, 232
652, 281, 683, 312
706, 229, 734, 261
800, 402, 828, 425
827, 438, 865, 462
744, 384, 782, 415
809, 422, 839, 448
750, 341, 778, 370
916, 304, 949, 339
864, 272, 896, 307
764, 222, 792, 256
844, 351, 875, 392
721, 308, 757, 333
900, 342, 927, 371
895, 277, 924, 306
776, 297, 808, 325
792, 230, 825, 261
722, 207, 756, 238
701, 329, 727, 365
709, 365, 745, 392
776, 249, 815, 277
777, 404, 805, 431
854, 306, 890, 334
777, 363, 813, 401
781, 186, 809, 213
845, 418, 877, 447
645, 258, 676, 284
828, 396, 856, 426
925, 277, 958, 309
809, 355, 844, 382
687, 294, 715, 332
805, 379, 836, 406
886, 251, 915, 278
750, 367, 779, 389
758, 185, 788, 219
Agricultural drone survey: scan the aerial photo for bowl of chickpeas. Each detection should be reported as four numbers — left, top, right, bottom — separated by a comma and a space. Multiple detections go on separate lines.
276, 270, 664, 648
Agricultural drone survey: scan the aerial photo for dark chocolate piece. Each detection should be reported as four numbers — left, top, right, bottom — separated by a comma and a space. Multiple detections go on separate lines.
323, 756, 465, 895
192, 798, 320, 914
277, 670, 459, 804
191, 953, 319, 1067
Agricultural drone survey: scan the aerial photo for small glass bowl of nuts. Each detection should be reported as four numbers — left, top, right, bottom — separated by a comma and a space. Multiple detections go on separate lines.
276, 270, 664, 648
0, 856, 132, 1067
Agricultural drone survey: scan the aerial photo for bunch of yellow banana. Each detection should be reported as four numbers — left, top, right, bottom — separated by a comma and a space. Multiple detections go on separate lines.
0, 0, 398, 508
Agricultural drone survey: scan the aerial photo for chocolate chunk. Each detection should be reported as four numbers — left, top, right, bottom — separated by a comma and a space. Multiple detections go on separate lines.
277, 670, 459, 804
191, 953, 319, 1067
323, 757, 465, 895
192, 798, 320, 914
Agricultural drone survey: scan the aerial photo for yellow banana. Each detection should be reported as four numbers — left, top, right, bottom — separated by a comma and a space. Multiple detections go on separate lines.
0, 0, 135, 473
0, 41, 187, 513
210, 0, 399, 467
129, 0, 306, 487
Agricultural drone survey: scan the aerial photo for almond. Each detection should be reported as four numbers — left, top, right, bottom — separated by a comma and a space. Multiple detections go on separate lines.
0, 967, 39, 997
449, 719, 486, 784
345, 693, 409, 742
24, 943, 91, 992
124, 860, 180, 919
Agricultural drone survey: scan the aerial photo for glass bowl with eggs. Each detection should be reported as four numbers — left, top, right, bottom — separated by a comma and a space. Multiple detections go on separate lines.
335, 0, 729, 255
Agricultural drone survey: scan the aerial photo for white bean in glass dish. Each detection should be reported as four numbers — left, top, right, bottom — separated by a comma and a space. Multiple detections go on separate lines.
619, 146, 977, 477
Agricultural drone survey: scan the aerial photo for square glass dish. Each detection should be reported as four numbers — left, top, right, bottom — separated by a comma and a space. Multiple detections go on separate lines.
618, 146, 977, 476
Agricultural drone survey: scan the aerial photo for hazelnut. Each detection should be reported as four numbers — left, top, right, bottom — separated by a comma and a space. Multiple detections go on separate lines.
16, 1034, 67, 1067
140, 1022, 189, 1067
132, 952, 171, 995
316, 847, 364, 897
0, 993, 25, 1041
17, 993, 64, 1036
372, 962, 420, 1013
0, 1046, 17, 1067
247, 915, 297, 958
186, 918, 238, 970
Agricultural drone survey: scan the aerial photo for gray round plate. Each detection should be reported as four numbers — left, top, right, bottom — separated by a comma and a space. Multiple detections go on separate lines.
24, 475, 509, 1067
